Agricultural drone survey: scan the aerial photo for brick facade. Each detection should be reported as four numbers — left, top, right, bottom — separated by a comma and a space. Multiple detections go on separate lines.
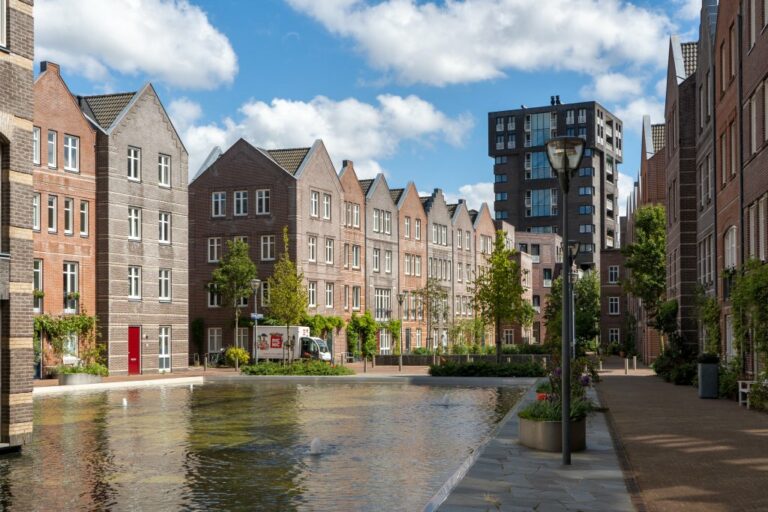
450, 201, 476, 332
600, 249, 625, 352
515, 231, 563, 344
471, 203, 497, 346
421, 189, 453, 349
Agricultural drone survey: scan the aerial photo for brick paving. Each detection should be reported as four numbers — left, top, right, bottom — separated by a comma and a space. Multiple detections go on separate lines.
597, 356, 768, 512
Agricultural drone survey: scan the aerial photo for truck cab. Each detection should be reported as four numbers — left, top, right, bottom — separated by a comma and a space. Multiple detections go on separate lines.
300, 337, 332, 362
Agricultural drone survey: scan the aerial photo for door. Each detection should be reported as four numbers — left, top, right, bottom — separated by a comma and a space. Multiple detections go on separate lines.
128, 326, 141, 375
158, 326, 171, 373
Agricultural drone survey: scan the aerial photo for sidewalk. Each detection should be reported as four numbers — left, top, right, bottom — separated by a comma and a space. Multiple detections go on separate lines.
33, 366, 237, 388
597, 356, 768, 512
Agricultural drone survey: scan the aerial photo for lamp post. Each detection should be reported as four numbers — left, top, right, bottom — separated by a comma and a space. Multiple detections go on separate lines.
545, 136, 585, 466
251, 278, 261, 363
397, 292, 405, 372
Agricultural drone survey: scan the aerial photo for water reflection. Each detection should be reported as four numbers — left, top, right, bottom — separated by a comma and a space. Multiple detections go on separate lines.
0, 382, 522, 511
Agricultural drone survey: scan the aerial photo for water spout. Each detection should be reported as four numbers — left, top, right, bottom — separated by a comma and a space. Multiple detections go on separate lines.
122, 398, 128, 407
309, 437, 323, 456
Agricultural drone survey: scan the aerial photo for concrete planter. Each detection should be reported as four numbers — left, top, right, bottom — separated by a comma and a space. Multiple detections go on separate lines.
58, 373, 103, 386
518, 417, 586, 452
698, 363, 719, 399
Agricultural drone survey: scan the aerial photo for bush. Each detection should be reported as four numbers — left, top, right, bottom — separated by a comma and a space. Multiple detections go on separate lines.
56, 362, 109, 377
428, 360, 546, 378
719, 360, 741, 399
501, 344, 550, 355
518, 398, 594, 421
241, 361, 355, 376
749, 381, 768, 412
670, 361, 697, 385
225, 346, 250, 367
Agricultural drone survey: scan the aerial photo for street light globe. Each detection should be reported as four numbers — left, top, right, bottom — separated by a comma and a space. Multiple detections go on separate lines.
545, 136, 585, 175
567, 240, 580, 259
251, 278, 261, 291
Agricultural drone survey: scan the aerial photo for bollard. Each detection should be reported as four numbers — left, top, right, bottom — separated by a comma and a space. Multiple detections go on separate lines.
624, 358, 629, 375
599, 359, 603, 371
633, 355, 637, 371
543, 357, 547, 369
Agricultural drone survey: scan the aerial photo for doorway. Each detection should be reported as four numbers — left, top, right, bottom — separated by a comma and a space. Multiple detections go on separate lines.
128, 326, 141, 375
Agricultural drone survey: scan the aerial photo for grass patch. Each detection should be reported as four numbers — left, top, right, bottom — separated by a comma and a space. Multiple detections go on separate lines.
428, 361, 546, 378
241, 361, 355, 376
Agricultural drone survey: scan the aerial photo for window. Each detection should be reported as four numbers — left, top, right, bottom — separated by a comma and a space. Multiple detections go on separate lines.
608, 297, 620, 315
211, 192, 226, 217
308, 281, 317, 307
415, 328, 422, 348
404, 216, 411, 238
261, 235, 275, 261
208, 328, 222, 353
608, 265, 619, 284
385, 250, 392, 273
159, 269, 171, 302
207, 237, 221, 262
533, 295, 540, 312
207, 283, 221, 307
158, 212, 170, 244
128, 147, 141, 181
128, 266, 141, 299
503, 329, 514, 345
352, 286, 361, 310
415, 219, 421, 240
580, 243, 595, 253
353, 204, 361, 227
128, 207, 141, 240
63, 262, 79, 312
457, 230, 462, 249
32, 127, 40, 165
374, 288, 392, 320
323, 194, 332, 219
526, 189, 557, 217
47, 195, 57, 233
310, 191, 319, 217
457, 263, 463, 282
721, 133, 727, 184
528, 151, 554, 179
373, 248, 380, 272
750, 0, 756, 47
325, 283, 334, 308
352, 245, 361, 268
33, 259, 43, 313
579, 205, 594, 215
730, 24, 736, 78
608, 328, 620, 344
579, 224, 595, 234
158, 154, 171, 187
63, 198, 74, 235
578, 167, 594, 177
578, 186, 594, 196
325, 238, 334, 264
235, 327, 248, 349
80, 201, 89, 236
344, 285, 349, 310
495, 192, 508, 201
234, 190, 248, 216
530, 244, 540, 263
384, 211, 392, 235
63, 135, 79, 172
47, 130, 57, 168
543, 268, 553, 287
308, 235, 317, 262
32, 193, 40, 230
256, 189, 270, 214
724, 226, 737, 268
261, 281, 271, 305
495, 173, 508, 183
159, 326, 171, 372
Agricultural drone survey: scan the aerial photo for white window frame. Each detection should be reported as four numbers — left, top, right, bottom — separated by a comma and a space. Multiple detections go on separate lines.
0, 0, 6, 48
325, 238, 334, 265
310, 191, 319, 217
158, 268, 171, 302
128, 146, 141, 181
158, 154, 171, 187
352, 245, 361, 269
415, 219, 421, 240
384, 212, 391, 234
325, 282, 334, 308
63, 135, 79, 172
207, 237, 221, 263
128, 266, 142, 300
47, 195, 57, 233
404, 216, 411, 238
256, 189, 270, 215
373, 248, 380, 272
211, 192, 226, 218
63, 262, 79, 313
33, 259, 43, 313
158, 212, 170, 244
47, 130, 57, 168
608, 328, 620, 344
353, 203, 360, 228
208, 327, 222, 353
261, 235, 275, 261
384, 250, 392, 273
608, 296, 620, 315
80, 201, 89, 237
308, 281, 317, 307
63, 197, 74, 235
457, 229, 462, 249
234, 190, 248, 216
352, 286, 361, 310
128, 207, 142, 240
32, 127, 40, 165
32, 193, 40, 231
158, 326, 171, 372
208, 283, 221, 307
724, 226, 737, 268
608, 265, 619, 284
323, 193, 332, 220
308, 235, 317, 262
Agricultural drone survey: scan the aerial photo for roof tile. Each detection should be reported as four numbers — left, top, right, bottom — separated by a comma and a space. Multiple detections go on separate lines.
81, 92, 136, 130
265, 148, 310, 175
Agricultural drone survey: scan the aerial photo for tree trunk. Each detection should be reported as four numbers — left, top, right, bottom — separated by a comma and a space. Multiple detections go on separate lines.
496, 316, 502, 364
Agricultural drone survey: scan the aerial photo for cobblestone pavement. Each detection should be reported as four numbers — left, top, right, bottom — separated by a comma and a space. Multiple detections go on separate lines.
598, 356, 768, 512
436, 383, 633, 512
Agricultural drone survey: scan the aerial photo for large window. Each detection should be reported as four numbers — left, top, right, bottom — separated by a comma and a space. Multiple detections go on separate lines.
374, 288, 391, 320
208, 328, 222, 352
128, 266, 141, 299
159, 269, 171, 302
63, 135, 79, 172
80, 201, 89, 236
724, 226, 737, 269
63, 262, 79, 313
63, 198, 74, 235
526, 189, 557, 217
234, 190, 248, 216
608, 328, 620, 344
33, 259, 43, 313
158, 212, 170, 244
256, 189, 270, 214
261, 235, 275, 261
608, 297, 620, 315
211, 192, 226, 217
47, 195, 57, 233
352, 286, 361, 310
530, 112, 551, 146
207, 283, 221, 307
529, 152, 553, 179
159, 327, 171, 372
47, 130, 57, 168
128, 207, 142, 240
128, 147, 141, 181
207, 237, 221, 262
158, 154, 171, 187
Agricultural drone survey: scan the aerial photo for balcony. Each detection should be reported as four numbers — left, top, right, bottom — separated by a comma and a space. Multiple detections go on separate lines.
495, 123, 504, 132
495, 142, 503, 150
507, 140, 516, 149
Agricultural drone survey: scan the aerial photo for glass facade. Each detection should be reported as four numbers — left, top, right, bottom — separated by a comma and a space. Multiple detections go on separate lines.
530, 113, 551, 146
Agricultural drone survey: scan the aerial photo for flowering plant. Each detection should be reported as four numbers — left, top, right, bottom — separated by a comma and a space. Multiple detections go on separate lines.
519, 361, 595, 421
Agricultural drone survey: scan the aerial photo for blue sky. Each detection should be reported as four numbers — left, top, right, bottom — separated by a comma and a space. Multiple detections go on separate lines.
35, 0, 700, 214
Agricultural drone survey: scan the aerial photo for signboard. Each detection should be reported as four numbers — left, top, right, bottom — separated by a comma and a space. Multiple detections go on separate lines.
270, 333, 283, 349
251, 313, 264, 320
253, 325, 310, 359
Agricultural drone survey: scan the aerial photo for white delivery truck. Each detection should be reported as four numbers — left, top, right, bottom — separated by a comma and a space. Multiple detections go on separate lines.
252, 326, 332, 363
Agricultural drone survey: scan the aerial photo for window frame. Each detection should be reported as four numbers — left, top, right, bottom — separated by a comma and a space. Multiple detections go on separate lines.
158, 268, 172, 302
32, 193, 40, 231
256, 189, 270, 215
128, 207, 142, 241
33, 259, 43, 313
211, 191, 226, 218
47, 130, 57, 168
261, 235, 275, 261
32, 126, 40, 165
158, 154, 171, 187
47, 195, 57, 233
63, 197, 74, 235
127, 146, 141, 181
608, 296, 620, 315
128, 266, 142, 300
158, 211, 171, 244
63, 134, 79, 172
63, 261, 79, 313
234, 190, 248, 217
207, 237, 221, 263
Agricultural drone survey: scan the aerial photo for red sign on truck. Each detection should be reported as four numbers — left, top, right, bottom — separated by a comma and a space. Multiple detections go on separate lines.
270, 334, 283, 349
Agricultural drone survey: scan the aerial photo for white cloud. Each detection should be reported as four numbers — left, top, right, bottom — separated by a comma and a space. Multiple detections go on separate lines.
181, 95, 473, 178
36, 0, 237, 89
286, 0, 674, 86
581, 73, 644, 103
617, 171, 636, 217
674, 0, 701, 20
612, 96, 665, 133
445, 183, 495, 213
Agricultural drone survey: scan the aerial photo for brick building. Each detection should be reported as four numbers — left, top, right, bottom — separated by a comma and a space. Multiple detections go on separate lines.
449, 201, 475, 329
471, 203, 497, 346
78, 85, 189, 375
600, 249, 626, 352
420, 189, 453, 349
32, 62, 97, 370
0, 0, 34, 448
515, 231, 563, 344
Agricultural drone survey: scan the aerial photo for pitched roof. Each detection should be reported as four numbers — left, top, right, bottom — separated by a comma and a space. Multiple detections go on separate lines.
265, 147, 310, 175
447, 204, 458, 217
651, 124, 666, 153
79, 92, 136, 131
420, 196, 431, 208
358, 179, 374, 196
390, 188, 404, 204
469, 209, 479, 223
681, 42, 698, 77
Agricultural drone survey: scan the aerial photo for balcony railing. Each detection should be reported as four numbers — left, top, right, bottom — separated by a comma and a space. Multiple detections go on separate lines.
495, 123, 504, 132
495, 142, 503, 150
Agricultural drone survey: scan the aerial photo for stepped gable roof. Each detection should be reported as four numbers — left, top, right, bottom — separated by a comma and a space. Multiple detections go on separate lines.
79, 92, 136, 131
681, 42, 698, 77
358, 179, 374, 196
651, 124, 666, 153
265, 147, 310, 175
390, 188, 404, 204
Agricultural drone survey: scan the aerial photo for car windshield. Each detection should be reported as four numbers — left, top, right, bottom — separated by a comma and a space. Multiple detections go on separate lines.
314, 339, 329, 352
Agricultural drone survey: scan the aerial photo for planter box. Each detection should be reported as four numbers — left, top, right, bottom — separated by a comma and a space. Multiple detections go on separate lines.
518, 417, 586, 452
698, 363, 719, 399
58, 373, 103, 386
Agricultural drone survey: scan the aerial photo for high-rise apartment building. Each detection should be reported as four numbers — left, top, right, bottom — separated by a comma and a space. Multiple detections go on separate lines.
489, 100, 623, 270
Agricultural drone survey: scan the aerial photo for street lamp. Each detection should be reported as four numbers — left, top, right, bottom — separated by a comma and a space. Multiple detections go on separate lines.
251, 278, 261, 363
397, 292, 405, 372
545, 136, 585, 466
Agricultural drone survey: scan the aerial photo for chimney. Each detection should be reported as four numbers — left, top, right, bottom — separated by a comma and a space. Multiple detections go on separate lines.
458, 199, 466, 204
40, 61, 60, 75
556, 95, 561, 105
342, 159, 353, 168
550, 96, 555, 106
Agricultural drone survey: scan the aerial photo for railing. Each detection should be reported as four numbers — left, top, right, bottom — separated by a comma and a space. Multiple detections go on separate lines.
495, 142, 503, 150
495, 123, 504, 132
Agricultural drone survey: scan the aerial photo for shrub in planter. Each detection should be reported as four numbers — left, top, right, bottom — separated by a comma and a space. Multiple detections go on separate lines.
57, 362, 109, 377
428, 360, 546, 377
225, 346, 250, 367
670, 362, 697, 385
241, 361, 355, 376
719, 359, 741, 399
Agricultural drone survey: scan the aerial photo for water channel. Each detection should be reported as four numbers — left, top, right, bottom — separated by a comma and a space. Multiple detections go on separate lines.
0, 381, 524, 511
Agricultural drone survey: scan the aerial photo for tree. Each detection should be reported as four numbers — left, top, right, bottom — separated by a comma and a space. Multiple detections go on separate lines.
544, 276, 563, 349
472, 230, 535, 363
622, 205, 667, 325
347, 311, 378, 370
210, 239, 258, 356
574, 271, 600, 348
267, 227, 308, 363
413, 277, 449, 351
731, 259, 768, 360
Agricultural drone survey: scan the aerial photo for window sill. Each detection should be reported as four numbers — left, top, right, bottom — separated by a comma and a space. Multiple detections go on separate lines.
127, 178, 141, 183
64, 168, 80, 174
80, 233, 89, 238
159, 241, 171, 246
159, 300, 172, 304
159, 184, 171, 189
261, 258, 275, 262
128, 298, 142, 302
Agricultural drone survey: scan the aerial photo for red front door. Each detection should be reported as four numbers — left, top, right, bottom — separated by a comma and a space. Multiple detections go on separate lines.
128, 326, 141, 375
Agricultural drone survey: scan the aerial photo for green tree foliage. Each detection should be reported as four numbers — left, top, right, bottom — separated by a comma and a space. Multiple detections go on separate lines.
414, 277, 449, 346
694, 285, 721, 355
34, 310, 101, 365
347, 311, 378, 361
543, 271, 600, 355
301, 313, 345, 338
622, 205, 667, 324
448, 318, 488, 347
472, 230, 535, 363
731, 259, 768, 358
210, 238, 258, 349
267, 228, 309, 348
380, 319, 402, 355
544, 276, 563, 349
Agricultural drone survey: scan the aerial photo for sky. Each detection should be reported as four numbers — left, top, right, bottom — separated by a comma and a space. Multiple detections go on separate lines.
35, 0, 701, 216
